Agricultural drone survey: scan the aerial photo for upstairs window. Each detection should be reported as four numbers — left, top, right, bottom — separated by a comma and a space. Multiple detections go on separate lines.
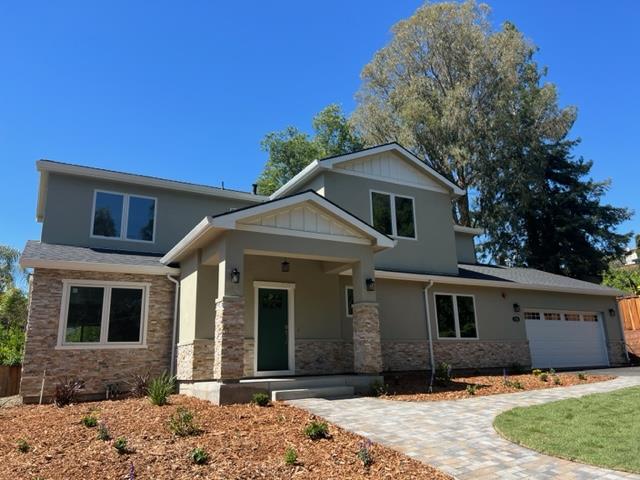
92, 191, 156, 242
370, 191, 416, 239
435, 293, 478, 339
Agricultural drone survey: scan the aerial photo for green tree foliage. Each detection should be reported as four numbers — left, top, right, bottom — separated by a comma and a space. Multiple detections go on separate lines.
602, 266, 640, 295
256, 104, 363, 195
0, 246, 28, 365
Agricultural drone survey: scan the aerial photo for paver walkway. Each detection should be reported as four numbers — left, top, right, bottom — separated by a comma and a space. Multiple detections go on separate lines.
290, 369, 640, 479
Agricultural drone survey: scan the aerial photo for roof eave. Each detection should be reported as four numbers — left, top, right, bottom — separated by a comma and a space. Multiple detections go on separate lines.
20, 258, 180, 276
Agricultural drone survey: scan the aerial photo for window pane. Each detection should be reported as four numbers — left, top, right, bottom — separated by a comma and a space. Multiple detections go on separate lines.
65, 286, 104, 343
127, 196, 155, 241
524, 312, 540, 320
107, 288, 143, 342
371, 192, 392, 235
457, 296, 477, 338
583, 314, 598, 322
544, 312, 561, 321
395, 196, 415, 238
435, 294, 456, 338
565, 313, 581, 321
346, 287, 354, 316
93, 192, 123, 237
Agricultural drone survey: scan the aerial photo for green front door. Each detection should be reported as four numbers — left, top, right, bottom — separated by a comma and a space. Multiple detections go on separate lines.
257, 288, 289, 372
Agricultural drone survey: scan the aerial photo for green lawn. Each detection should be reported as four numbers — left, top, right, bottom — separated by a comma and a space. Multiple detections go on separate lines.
494, 386, 640, 474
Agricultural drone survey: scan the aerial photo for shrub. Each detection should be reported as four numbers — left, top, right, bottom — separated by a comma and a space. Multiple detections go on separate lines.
434, 362, 452, 386
509, 362, 524, 374
539, 372, 549, 382
114, 437, 128, 454
466, 384, 477, 395
147, 372, 175, 406
370, 380, 388, 397
128, 373, 150, 398
504, 379, 524, 390
97, 421, 111, 441
251, 392, 271, 407
356, 439, 374, 468
553, 375, 562, 385
16, 439, 29, 453
532, 369, 543, 376
53, 378, 85, 407
284, 446, 298, 465
578, 372, 587, 381
549, 368, 556, 375
303, 420, 329, 440
81, 414, 98, 428
190, 447, 209, 465
168, 407, 200, 437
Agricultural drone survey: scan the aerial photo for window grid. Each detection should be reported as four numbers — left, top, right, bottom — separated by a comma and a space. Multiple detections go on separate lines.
523, 310, 600, 323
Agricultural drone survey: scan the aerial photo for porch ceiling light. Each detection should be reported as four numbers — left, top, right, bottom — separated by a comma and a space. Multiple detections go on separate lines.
230, 268, 240, 284
281, 260, 290, 273
366, 278, 375, 292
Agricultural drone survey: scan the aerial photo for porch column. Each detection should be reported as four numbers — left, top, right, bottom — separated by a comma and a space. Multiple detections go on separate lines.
351, 256, 383, 374
213, 243, 245, 381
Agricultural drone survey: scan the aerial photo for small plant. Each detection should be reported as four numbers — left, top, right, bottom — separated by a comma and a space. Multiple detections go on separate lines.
168, 407, 200, 437
304, 420, 329, 440
251, 392, 271, 407
128, 373, 150, 398
508, 362, 524, 374
114, 437, 128, 454
53, 378, 85, 407
284, 446, 298, 466
434, 361, 452, 386
504, 379, 524, 390
81, 414, 98, 428
466, 384, 478, 395
370, 379, 388, 397
539, 372, 549, 382
356, 439, 374, 468
190, 447, 209, 465
549, 368, 556, 375
128, 462, 135, 480
17, 439, 30, 453
553, 375, 562, 385
532, 369, 543, 376
578, 372, 587, 381
147, 372, 175, 406
97, 421, 111, 441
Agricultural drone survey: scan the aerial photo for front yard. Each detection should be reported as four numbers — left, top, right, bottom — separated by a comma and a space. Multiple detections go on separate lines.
494, 386, 640, 474
0, 394, 450, 480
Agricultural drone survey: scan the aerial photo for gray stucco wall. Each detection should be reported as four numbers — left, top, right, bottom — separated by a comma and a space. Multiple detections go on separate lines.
320, 171, 459, 274
41, 172, 259, 253
455, 232, 477, 264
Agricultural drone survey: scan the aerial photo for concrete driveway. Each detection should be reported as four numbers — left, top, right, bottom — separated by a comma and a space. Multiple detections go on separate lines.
290, 368, 640, 479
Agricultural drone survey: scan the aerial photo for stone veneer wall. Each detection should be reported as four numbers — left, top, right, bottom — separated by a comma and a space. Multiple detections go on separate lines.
213, 296, 245, 380
381, 340, 532, 371
607, 340, 629, 366
176, 339, 215, 380
352, 302, 383, 374
20, 268, 174, 401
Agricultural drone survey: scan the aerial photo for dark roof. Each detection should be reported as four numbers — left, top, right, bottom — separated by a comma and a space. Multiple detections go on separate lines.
20, 241, 178, 273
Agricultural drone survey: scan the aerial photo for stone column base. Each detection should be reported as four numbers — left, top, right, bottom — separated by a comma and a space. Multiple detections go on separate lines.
176, 339, 215, 381
213, 296, 245, 380
352, 302, 383, 374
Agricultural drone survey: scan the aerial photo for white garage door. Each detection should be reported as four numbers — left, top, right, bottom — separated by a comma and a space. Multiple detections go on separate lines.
524, 310, 609, 368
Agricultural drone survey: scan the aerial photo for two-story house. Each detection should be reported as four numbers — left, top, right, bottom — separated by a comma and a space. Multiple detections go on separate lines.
19, 143, 628, 403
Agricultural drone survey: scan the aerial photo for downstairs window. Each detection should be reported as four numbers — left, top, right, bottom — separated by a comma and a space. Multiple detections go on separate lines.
434, 293, 478, 339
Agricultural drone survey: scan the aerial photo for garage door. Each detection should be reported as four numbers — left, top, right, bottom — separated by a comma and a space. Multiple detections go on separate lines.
524, 310, 609, 368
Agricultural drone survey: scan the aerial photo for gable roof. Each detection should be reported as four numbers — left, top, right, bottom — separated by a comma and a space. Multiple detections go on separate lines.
35, 159, 267, 222
161, 190, 396, 264
270, 142, 466, 199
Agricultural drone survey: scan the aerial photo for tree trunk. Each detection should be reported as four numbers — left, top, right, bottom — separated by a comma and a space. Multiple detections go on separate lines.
456, 195, 471, 226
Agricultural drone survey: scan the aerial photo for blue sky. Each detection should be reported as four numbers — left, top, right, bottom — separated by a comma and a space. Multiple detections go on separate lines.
1, 1, 638, 253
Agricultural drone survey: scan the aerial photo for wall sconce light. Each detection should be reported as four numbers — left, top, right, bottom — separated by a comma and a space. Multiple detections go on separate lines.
230, 268, 240, 284
512, 316, 521, 322
609, 308, 616, 317
366, 278, 376, 291
281, 260, 290, 273
513, 303, 520, 313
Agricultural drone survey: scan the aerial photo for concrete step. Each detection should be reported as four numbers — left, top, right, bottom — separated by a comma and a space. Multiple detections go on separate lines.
271, 385, 354, 401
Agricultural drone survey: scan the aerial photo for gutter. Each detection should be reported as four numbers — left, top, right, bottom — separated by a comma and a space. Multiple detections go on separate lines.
166, 274, 180, 377
423, 281, 436, 392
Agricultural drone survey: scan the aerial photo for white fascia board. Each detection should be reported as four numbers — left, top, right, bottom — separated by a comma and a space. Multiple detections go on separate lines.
37, 160, 267, 203
160, 216, 218, 264
453, 225, 484, 235
338, 269, 622, 297
21, 258, 180, 276
269, 161, 321, 199
36, 170, 49, 222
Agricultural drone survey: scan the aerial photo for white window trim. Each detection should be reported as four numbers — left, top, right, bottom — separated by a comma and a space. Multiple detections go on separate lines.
369, 189, 418, 240
345, 286, 354, 317
90, 189, 158, 244
56, 279, 150, 349
434, 292, 479, 340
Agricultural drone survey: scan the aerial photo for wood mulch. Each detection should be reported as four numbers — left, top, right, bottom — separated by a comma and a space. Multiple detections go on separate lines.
0, 395, 450, 480
380, 372, 614, 402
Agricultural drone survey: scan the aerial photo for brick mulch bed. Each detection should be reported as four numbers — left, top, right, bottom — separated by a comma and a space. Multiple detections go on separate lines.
380, 372, 615, 402
0, 395, 451, 480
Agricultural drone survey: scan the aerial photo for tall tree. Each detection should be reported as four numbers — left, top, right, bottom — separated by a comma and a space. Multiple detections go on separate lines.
256, 104, 363, 195
0, 246, 28, 365
352, 1, 574, 224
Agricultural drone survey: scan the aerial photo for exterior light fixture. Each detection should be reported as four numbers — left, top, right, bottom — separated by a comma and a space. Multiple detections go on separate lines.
281, 260, 290, 273
366, 278, 376, 292
512, 316, 521, 322
609, 308, 616, 317
513, 303, 520, 312
230, 268, 240, 284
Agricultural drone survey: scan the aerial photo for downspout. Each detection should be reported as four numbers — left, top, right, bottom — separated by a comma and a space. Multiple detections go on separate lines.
167, 274, 180, 377
423, 281, 435, 392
